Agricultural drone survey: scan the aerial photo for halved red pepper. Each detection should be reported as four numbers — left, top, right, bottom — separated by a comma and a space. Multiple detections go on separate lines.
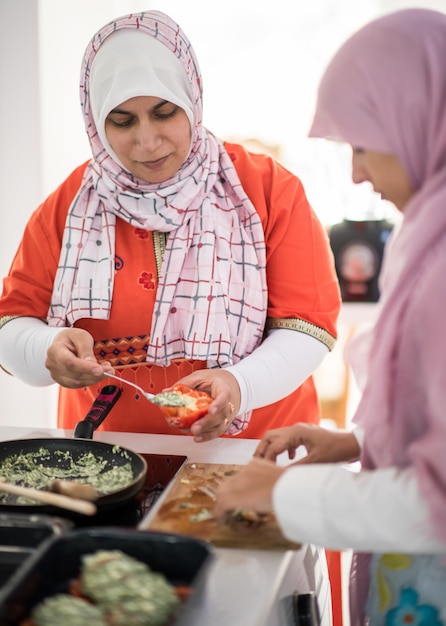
152, 384, 213, 431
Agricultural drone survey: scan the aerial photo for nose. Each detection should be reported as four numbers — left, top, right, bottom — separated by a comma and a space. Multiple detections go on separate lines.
351, 150, 368, 184
136, 120, 162, 152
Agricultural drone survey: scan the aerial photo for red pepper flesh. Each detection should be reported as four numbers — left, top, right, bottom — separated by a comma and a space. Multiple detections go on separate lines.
155, 384, 213, 431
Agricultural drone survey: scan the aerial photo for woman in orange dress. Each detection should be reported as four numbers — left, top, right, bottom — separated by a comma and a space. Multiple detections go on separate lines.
0, 10, 340, 441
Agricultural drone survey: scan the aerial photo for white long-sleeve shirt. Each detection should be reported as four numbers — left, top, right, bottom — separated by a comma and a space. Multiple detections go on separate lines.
273, 455, 444, 553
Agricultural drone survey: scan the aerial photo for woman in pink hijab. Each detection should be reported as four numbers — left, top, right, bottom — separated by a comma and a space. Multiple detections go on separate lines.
215, 8, 446, 625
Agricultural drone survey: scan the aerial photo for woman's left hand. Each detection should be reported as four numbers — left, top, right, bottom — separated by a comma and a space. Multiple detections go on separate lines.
176, 369, 240, 442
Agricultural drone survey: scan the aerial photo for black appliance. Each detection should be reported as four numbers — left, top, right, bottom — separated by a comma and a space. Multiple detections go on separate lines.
329, 218, 394, 302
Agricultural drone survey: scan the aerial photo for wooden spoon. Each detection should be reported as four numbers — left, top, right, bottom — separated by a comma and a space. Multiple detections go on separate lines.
50, 479, 98, 502
0, 481, 97, 516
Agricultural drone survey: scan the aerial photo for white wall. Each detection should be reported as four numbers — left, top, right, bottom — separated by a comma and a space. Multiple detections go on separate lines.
1, 0, 444, 428
0, 0, 57, 428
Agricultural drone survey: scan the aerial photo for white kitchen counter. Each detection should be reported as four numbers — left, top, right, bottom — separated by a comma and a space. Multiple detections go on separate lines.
0, 426, 332, 626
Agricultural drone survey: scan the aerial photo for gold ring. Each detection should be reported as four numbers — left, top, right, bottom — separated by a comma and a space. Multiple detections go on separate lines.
223, 417, 229, 427
228, 402, 235, 415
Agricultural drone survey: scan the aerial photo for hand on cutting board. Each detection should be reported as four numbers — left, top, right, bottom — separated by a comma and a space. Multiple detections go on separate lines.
176, 368, 241, 443
254, 423, 361, 464
46, 328, 113, 388
213, 457, 286, 517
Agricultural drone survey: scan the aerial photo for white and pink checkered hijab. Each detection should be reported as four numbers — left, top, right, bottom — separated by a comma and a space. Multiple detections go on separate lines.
48, 11, 267, 377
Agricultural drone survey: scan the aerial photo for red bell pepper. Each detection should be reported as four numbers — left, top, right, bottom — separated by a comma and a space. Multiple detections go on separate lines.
152, 384, 213, 431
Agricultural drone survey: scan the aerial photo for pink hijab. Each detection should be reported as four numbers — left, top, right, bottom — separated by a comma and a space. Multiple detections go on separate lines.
310, 6, 446, 621
47, 11, 267, 435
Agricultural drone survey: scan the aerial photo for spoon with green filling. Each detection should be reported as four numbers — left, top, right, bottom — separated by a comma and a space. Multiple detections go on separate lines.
106, 373, 188, 406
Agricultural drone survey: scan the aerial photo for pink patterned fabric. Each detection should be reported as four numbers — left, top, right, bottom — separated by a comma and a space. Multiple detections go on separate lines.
309, 8, 446, 624
48, 12, 267, 404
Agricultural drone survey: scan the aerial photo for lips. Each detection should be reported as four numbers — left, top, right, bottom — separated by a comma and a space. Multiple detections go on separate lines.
139, 155, 169, 170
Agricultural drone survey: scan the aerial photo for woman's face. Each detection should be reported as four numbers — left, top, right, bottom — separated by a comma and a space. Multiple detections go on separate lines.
105, 96, 191, 183
351, 149, 415, 211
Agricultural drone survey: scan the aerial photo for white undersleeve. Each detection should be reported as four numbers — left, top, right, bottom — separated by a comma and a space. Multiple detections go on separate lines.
225, 329, 329, 414
0, 317, 63, 386
274, 463, 444, 553
0, 321, 330, 408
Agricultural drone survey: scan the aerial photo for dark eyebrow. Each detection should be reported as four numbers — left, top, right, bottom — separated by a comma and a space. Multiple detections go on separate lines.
153, 100, 171, 110
108, 100, 171, 116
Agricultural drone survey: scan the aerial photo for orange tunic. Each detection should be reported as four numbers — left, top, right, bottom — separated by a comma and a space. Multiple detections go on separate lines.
0, 143, 340, 438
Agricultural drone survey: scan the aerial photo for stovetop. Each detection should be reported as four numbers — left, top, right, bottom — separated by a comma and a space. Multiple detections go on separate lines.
72, 452, 188, 528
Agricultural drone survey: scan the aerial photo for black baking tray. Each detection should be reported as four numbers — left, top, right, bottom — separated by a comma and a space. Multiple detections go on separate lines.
0, 527, 214, 625
0, 514, 72, 590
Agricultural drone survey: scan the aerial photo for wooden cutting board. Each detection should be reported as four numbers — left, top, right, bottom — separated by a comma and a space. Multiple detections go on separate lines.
146, 462, 301, 551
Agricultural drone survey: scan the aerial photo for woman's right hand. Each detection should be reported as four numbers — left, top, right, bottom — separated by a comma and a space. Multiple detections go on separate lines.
45, 328, 113, 388
254, 423, 361, 464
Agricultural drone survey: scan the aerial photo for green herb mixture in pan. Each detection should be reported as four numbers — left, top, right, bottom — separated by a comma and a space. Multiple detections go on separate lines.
0, 446, 133, 504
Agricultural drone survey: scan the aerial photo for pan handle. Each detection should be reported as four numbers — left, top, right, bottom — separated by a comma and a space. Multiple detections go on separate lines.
74, 385, 122, 439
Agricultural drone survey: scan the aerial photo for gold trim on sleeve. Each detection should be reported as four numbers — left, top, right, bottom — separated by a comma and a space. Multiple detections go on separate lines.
0, 315, 20, 331
266, 317, 337, 351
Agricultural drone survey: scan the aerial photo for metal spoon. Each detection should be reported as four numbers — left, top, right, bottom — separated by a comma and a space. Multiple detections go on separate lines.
106, 373, 156, 401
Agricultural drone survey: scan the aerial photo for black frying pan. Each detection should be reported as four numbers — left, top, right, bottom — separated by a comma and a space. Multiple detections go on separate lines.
0, 385, 147, 514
